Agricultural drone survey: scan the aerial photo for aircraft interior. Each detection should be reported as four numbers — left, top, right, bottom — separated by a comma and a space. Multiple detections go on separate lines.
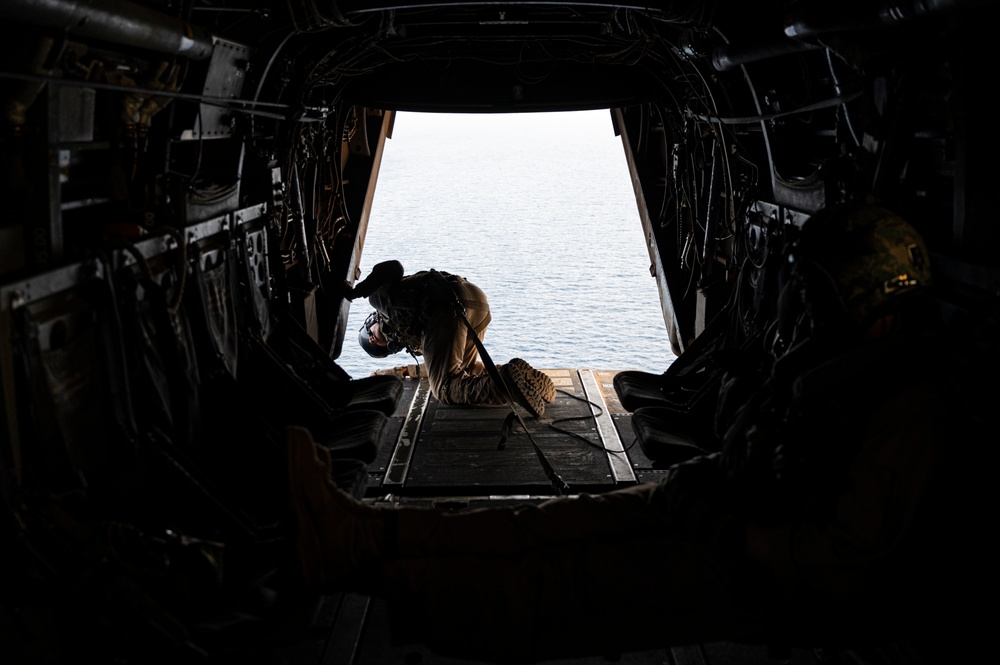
1, 1, 997, 663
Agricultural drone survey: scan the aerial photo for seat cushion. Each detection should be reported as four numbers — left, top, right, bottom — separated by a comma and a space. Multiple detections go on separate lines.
630, 406, 709, 465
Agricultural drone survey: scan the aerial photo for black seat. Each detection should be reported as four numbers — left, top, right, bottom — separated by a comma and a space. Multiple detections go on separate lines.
613, 311, 734, 413
232, 218, 404, 418
268, 309, 404, 417
629, 406, 709, 465
613, 366, 718, 412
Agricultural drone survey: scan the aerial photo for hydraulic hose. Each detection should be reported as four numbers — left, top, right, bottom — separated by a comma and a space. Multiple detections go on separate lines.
0, 0, 214, 61
785, 0, 995, 39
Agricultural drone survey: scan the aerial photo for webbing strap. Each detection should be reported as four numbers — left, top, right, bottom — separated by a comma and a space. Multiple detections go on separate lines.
455, 306, 570, 495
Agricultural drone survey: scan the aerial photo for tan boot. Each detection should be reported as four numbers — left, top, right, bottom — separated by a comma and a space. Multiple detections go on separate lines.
501, 358, 556, 417
285, 426, 385, 590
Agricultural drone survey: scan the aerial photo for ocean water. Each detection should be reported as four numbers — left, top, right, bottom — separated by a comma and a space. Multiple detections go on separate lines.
335, 110, 678, 379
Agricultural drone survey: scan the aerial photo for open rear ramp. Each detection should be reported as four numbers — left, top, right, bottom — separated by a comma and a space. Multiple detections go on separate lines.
367, 368, 648, 497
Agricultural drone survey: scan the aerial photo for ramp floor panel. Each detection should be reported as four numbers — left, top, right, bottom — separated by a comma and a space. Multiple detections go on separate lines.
374, 368, 632, 493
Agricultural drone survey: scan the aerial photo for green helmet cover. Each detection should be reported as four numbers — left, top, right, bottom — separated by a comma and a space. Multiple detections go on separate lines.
791, 200, 932, 327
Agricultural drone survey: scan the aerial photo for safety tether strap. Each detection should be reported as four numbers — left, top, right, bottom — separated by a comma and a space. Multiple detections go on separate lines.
450, 298, 570, 495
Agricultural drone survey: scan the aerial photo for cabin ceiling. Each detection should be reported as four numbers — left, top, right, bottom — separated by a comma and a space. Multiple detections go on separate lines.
3, 1, 979, 122
283, 1, 726, 112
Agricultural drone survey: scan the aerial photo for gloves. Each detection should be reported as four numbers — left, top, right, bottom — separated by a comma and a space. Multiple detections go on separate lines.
353, 260, 404, 299
336, 279, 356, 301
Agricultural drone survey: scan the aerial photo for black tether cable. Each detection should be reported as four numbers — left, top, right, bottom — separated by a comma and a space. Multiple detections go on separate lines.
547, 388, 638, 455
0, 70, 297, 120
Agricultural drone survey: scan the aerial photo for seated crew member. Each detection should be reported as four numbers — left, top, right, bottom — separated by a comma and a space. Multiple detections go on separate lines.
290, 203, 995, 662
346, 260, 556, 416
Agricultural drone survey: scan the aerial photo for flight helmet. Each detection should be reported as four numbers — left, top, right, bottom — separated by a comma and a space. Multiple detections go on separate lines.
785, 200, 932, 334
359, 311, 393, 358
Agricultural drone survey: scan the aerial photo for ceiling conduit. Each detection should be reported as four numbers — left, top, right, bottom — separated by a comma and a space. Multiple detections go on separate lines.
785, 0, 995, 39
0, 0, 215, 61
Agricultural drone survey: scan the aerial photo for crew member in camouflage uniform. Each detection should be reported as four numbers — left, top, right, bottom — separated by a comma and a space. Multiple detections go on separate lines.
296, 202, 994, 662
348, 260, 555, 416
